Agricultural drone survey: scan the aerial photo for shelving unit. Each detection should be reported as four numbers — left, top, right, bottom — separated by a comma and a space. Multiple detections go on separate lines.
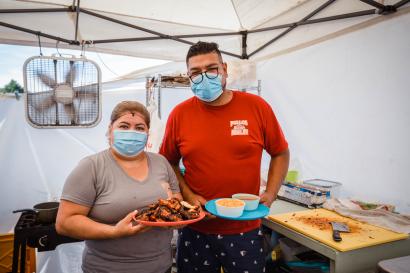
145, 75, 262, 119
145, 74, 190, 119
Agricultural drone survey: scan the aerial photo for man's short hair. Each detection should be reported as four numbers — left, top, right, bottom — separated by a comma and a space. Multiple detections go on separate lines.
186, 41, 223, 64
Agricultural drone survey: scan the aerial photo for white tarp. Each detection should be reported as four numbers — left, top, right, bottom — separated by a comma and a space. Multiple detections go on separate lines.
1, 0, 408, 61
258, 12, 410, 213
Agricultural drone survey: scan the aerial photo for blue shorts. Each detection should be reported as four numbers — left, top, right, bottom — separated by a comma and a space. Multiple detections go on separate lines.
176, 227, 266, 273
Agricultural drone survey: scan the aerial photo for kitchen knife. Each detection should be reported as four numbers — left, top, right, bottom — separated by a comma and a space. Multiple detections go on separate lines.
331, 221, 350, 242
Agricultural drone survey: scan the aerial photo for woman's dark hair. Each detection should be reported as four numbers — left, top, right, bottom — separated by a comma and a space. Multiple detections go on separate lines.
186, 41, 223, 64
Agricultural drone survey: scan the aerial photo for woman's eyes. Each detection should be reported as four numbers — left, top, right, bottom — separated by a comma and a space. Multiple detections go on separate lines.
117, 125, 145, 131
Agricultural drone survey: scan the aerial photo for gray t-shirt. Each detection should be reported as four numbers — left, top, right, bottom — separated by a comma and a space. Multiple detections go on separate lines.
61, 150, 180, 273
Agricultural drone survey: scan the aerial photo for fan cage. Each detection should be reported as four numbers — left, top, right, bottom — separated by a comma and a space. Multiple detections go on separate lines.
23, 55, 102, 128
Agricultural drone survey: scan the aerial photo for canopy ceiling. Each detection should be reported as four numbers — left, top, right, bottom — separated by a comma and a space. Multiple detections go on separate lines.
0, 0, 409, 61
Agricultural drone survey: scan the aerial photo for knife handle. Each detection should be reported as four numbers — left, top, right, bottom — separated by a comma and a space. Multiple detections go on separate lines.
333, 230, 342, 242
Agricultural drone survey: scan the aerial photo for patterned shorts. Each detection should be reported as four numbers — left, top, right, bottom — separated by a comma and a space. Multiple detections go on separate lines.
176, 227, 266, 273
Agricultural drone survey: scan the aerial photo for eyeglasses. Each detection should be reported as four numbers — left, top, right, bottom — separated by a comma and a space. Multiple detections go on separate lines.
189, 67, 219, 84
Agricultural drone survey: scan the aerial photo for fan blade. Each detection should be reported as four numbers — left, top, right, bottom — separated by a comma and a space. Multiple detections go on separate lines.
65, 62, 77, 86
37, 73, 57, 89
63, 104, 76, 124
28, 91, 56, 111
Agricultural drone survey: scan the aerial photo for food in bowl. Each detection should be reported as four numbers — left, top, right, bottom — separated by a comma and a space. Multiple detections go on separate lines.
215, 198, 245, 217
232, 193, 260, 211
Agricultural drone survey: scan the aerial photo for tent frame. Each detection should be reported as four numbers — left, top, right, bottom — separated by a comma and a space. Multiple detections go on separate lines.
0, 0, 409, 59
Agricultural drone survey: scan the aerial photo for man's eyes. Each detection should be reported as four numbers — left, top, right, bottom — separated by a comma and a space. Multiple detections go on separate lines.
207, 68, 218, 73
191, 68, 218, 76
191, 71, 201, 77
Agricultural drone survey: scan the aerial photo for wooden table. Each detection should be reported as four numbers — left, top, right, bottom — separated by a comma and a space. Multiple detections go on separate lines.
262, 200, 410, 273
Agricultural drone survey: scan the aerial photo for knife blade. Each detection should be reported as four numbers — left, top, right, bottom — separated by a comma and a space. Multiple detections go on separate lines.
331, 221, 350, 242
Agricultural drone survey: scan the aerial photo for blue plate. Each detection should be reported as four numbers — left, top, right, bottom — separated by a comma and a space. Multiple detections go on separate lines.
205, 199, 270, 221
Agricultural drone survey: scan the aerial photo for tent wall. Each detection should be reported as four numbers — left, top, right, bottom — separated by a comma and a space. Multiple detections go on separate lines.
258, 13, 410, 212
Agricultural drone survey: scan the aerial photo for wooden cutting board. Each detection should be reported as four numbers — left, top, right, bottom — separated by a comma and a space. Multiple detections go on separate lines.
268, 208, 408, 252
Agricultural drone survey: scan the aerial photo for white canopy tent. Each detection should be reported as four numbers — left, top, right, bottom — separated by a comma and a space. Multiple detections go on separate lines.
1, 0, 409, 61
1, 1, 410, 272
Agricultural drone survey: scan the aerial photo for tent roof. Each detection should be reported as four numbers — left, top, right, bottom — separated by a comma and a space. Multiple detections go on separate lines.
0, 0, 409, 61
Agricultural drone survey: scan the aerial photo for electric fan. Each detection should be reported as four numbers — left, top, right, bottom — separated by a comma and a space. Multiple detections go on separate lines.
23, 54, 101, 128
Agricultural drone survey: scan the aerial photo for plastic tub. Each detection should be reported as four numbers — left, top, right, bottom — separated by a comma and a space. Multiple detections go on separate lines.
302, 179, 342, 199
215, 198, 245, 217
232, 193, 260, 211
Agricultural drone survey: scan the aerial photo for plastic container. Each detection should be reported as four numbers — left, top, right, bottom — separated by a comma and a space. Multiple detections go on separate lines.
232, 193, 260, 211
215, 198, 245, 217
286, 157, 303, 183
302, 179, 342, 199
278, 182, 327, 207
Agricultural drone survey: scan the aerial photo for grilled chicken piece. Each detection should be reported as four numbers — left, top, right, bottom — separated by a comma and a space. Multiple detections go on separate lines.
168, 198, 182, 211
181, 201, 198, 210
158, 198, 182, 212
158, 206, 172, 220
134, 198, 201, 222
167, 213, 184, 222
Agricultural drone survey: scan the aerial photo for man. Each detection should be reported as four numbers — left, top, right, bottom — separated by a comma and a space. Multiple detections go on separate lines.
160, 41, 289, 273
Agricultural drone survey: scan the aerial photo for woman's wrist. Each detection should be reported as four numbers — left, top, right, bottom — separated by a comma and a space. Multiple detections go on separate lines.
108, 224, 121, 239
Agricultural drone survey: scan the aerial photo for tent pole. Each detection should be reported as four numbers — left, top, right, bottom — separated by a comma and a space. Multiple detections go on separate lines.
248, 0, 336, 58
360, 0, 399, 14
90, 31, 240, 44
394, 0, 410, 8
157, 75, 162, 119
0, 21, 75, 45
74, 0, 80, 43
0, 8, 71, 13
79, 9, 242, 59
78, 8, 191, 44
360, 0, 387, 10
298, 10, 376, 26
241, 31, 248, 59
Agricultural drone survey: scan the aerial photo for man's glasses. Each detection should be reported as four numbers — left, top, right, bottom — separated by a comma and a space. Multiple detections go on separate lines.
189, 67, 219, 84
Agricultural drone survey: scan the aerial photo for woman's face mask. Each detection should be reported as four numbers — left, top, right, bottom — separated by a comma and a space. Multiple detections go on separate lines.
112, 130, 147, 157
190, 75, 223, 102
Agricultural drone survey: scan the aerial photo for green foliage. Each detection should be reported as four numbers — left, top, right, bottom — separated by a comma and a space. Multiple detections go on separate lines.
1, 79, 24, 93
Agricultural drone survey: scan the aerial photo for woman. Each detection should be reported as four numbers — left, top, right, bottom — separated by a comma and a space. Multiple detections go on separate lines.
56, 101, 181, 273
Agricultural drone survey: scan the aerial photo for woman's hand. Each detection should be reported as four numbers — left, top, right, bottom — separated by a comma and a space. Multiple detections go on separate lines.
112, 210, 150, 238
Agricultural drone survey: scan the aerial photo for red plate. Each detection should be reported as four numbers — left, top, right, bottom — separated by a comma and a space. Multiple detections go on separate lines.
136, 210, 206, 227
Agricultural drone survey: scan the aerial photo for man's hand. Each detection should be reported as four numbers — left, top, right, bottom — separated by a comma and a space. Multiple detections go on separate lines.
259, 191, 276, 208
183, 192, 207, 207
183, 192, 216, 220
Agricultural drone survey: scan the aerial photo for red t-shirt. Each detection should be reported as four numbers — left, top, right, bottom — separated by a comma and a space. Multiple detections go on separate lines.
160, 91, 288, 234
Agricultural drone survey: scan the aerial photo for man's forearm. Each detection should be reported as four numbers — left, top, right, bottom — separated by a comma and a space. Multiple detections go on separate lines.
265, 149, 290, 197
171, 164, 193, 198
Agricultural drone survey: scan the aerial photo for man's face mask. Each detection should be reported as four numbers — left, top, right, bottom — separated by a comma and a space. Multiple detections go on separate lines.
190, 73, 223, 102
112, 130, 147, 157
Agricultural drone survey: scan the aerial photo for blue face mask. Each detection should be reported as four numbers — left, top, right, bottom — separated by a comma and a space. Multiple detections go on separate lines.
112, 130, 147, 157
191, 75, 223, 102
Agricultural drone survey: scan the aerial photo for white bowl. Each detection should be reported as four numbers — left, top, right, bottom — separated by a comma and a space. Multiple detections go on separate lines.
232, 193, 260, 211
215, 198, 245, 218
